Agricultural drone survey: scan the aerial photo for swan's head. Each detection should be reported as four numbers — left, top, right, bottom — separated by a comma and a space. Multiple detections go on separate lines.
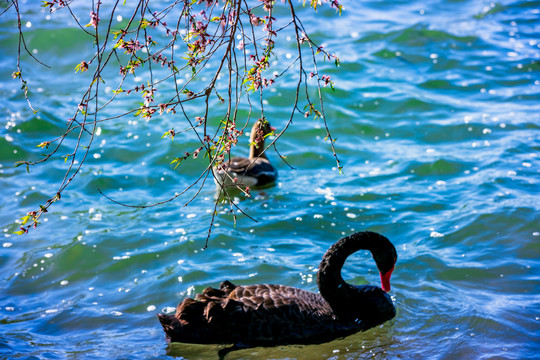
250, 119, 275, 147
370, 233, 397, 292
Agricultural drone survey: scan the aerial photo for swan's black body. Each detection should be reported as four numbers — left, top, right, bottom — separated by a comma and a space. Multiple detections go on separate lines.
158, 231, 397, 347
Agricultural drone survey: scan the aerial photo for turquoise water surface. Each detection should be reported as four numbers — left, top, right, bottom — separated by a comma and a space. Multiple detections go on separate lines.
1, 0, 539, 359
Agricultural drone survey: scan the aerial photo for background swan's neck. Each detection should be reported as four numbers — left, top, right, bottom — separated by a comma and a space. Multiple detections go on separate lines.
248, 121, 270, 160
249, 140, 267, 159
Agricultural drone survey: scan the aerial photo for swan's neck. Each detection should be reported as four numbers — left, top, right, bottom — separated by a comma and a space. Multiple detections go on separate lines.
249, 134, 267, 159
317, 233, 372, 315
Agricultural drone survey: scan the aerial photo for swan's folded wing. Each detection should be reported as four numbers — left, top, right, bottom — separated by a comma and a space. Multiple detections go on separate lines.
225, 157, 251, 174
224, 157, 277, 186
225, 284, 357, 344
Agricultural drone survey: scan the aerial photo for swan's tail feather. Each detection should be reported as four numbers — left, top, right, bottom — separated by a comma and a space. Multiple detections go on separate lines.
157, 313, 181, 342
157, 280, 239, 343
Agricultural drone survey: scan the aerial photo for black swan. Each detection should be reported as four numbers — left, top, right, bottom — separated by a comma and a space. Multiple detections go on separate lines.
158, 231, 397, 350
213, 119, 277, 189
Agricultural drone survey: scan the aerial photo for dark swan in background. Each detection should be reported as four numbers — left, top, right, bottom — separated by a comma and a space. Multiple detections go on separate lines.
158, 231, 397, 353
213, 119, 277, 189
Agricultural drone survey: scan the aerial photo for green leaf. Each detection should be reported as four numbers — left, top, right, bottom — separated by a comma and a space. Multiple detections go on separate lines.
113, 39, 124, 50
171, 157, 183, 169
14, 161, 30, 173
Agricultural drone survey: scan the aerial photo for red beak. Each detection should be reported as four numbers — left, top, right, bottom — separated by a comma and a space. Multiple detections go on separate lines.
380, 266, 394, 292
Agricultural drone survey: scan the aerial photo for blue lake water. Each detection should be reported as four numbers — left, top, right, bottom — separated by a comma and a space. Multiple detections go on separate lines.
1, 0, 539, 359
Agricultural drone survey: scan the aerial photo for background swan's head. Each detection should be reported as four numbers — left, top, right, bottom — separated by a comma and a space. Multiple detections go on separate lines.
250, 119, 275, 147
